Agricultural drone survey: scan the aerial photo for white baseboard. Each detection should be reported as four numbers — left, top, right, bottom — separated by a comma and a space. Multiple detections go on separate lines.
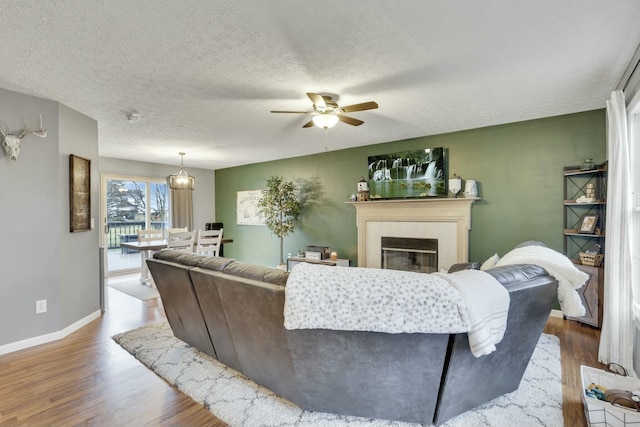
550, 309, 564, 319
0, 310, 101, 356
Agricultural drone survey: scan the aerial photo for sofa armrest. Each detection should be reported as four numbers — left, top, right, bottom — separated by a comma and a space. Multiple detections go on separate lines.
447, 262, 481, 273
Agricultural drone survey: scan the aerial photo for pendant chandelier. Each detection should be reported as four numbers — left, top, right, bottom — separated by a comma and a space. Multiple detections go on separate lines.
168, 152, 195, 190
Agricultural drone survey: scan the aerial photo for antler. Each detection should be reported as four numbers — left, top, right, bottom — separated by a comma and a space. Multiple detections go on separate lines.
17, 121, 27, 139
28, 115, 47, 138
0, 115, 47, 139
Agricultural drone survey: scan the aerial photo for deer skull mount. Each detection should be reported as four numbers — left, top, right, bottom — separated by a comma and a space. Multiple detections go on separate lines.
0, 115, 47, 163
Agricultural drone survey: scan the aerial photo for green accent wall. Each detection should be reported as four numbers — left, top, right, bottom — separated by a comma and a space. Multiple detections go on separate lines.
215, 109, 606, 267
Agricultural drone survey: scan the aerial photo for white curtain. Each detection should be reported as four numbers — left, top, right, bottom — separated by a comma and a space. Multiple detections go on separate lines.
599, 90, 634, 372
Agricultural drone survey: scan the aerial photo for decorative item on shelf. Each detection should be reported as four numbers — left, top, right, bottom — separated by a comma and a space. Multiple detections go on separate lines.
448, 174, 462, 198
576, 183, 596, 203
580, 158, 596, 171
357, 176, 369, 201
348, 193, 357, 202
330, 251, 338, 261
578, 214, 599, 234
580, 252, 604, 267
464, 179, 478, 197
580, 243, 603, 266
168, 152, 195, 190
586, 183, 596, 200
297, 249, 305, 257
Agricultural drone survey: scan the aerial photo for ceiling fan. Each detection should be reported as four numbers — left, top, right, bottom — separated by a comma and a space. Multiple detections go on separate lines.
270, 92, 378, 129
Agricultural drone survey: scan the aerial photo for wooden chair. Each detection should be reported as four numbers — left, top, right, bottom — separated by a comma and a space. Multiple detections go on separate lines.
196, 229, 223, 256
164, 227, 187, 239
137, 228, 164, 242
136, 229, 164, 285
167, 230, 195, 253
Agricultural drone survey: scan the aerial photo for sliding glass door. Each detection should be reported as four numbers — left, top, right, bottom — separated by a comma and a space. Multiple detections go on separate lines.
101, 174, 169, 275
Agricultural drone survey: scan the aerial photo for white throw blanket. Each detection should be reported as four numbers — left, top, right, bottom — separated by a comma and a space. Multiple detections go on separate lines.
435, 269, 510, 357
284, 263, 509, 357
495, 245, 587, 317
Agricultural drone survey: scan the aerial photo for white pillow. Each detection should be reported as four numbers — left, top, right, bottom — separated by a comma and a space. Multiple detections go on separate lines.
480, 253, 500, 270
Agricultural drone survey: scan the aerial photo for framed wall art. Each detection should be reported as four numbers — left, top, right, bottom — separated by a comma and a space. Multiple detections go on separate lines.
578, 214, 598, 234
237, 190, 265, 225
69, 154, 91, 232
367, 147, 446, 199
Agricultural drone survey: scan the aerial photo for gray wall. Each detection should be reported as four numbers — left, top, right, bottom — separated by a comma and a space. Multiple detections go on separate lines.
0, 90, 217, 349
99, 157, 216, 231
59, 104, 100, 327
0, 88, 99, 345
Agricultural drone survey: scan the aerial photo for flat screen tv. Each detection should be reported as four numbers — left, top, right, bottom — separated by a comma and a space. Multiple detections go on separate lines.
367, 147, 446, 199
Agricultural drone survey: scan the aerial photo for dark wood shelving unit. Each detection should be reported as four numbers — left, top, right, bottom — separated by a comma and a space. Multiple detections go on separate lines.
563, 162, 606, 328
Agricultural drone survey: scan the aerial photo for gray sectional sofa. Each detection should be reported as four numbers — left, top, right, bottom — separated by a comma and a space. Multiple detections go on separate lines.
146, 250, 558, 425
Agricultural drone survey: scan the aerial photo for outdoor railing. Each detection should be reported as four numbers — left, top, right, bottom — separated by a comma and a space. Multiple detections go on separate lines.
106, 221, 168, 249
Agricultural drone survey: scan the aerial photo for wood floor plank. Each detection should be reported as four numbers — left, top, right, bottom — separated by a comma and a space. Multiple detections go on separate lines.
0, 281, 605, 427
0, 287, 226, 427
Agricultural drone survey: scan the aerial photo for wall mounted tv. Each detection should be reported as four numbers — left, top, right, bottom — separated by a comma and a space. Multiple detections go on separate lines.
367, 147, 446, 199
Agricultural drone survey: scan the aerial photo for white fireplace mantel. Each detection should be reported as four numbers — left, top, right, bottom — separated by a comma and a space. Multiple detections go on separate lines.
348, 198, 479, 269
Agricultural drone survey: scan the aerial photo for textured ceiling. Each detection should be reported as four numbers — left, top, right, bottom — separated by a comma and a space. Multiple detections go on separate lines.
1, 1, 639, 171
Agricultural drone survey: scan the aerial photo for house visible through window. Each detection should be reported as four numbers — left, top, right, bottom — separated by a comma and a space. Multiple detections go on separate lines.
101, 175, 169, 275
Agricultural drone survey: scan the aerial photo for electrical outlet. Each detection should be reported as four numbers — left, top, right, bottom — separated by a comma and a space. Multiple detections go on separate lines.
36, 299, 47, 314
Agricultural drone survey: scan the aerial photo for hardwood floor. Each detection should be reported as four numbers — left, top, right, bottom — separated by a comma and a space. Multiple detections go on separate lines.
0, 286, 226, 427
0, 285, 602, 427
544, 316, 604, 427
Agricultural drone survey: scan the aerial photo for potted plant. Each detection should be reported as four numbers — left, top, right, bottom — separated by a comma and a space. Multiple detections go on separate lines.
258, 176, 301, 268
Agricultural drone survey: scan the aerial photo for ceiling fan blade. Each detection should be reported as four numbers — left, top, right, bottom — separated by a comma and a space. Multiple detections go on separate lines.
270, 110, 311, 114
306, 92, 326, 109
302, 119, 315, 128
340, 101, 379, 113
338, 115, 364, 126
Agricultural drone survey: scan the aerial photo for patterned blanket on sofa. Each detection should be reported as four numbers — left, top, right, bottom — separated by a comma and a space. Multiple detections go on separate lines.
284, 263, 510, 357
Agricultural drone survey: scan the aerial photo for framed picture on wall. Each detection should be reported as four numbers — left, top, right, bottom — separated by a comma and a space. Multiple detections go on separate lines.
237, 190, 265, 225
578, 214, 598, 234
69, 154, 91, 232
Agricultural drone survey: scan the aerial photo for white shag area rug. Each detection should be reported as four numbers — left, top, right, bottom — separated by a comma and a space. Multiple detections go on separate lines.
112, 322, 563, 427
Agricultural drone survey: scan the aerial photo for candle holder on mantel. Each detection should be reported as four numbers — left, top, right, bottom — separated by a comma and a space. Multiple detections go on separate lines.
448, 174, 462, 198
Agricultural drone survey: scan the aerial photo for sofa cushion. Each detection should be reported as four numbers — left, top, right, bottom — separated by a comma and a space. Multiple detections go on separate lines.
223, 262, 289, 285
197, 256, 236, 271
153, 249, 206, 266
480, 253, 500, 270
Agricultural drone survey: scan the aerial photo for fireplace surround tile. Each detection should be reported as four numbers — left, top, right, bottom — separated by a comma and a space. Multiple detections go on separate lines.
349, 198, 479, 271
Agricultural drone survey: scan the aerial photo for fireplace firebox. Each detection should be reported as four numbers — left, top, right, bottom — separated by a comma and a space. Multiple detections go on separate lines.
381, 237, 438, 273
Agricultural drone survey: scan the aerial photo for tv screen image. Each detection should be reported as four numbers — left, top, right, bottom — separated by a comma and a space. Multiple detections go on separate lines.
367, 147, 446, 199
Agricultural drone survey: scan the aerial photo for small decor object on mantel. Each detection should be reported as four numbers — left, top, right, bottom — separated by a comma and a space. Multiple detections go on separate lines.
357, 177, 369, 201
464, 179, 478, 198
449, 174, 462, 197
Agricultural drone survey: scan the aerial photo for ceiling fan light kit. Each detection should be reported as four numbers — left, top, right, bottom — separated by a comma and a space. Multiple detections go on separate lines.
271, 92, 378, 129
312, 114, 339, 129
